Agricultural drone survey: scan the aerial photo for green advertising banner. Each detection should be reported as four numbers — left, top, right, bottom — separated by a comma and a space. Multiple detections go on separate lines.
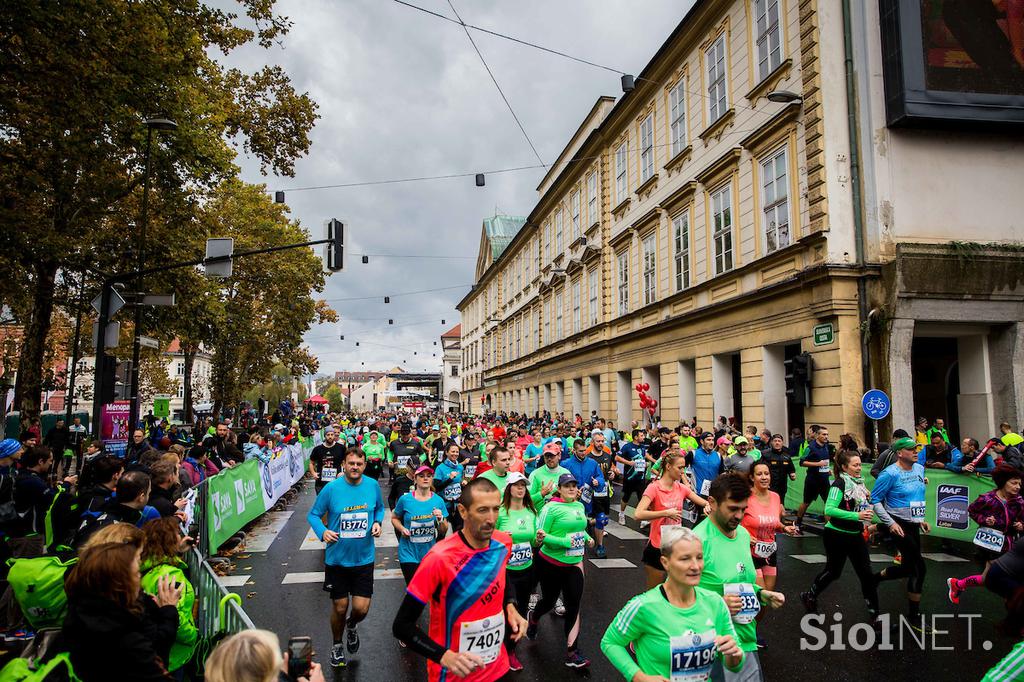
784, 464, 995, 541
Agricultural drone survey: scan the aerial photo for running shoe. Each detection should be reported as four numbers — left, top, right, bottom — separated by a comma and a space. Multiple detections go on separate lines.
508, 651, 524, 671
618, 511, 626, 525
565, 651, 591, 668
800, 591, 818, 614
525, 610, 539, 640
639, 520, 650, 529
346, 626, 360, 654
594, 545, 607, 559
2, 629, 34, 642
554, 597, 566, 616
947, 578, 961, 605
330, 643, 347, 667
893, 551, 902, 566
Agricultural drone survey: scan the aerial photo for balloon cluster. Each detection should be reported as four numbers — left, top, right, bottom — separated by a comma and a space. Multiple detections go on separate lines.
635, 383, 658, 418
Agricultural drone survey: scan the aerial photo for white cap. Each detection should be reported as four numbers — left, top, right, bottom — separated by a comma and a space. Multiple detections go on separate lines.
506, 472, 528, 486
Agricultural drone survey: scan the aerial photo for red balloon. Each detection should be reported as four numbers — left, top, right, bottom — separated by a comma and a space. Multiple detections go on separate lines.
642, 383, 650, 392
640, 396, 649, 408
635, 384, 643, 393
651, 399, 658, 408
647, 406, 656, 415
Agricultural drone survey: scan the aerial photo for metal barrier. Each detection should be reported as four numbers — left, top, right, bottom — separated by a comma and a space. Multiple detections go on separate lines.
186, 547, 255, 640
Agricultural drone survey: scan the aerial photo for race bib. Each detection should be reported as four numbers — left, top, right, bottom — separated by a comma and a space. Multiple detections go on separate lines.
409, 519, 436, 544
320, 467, 337, 482
580, 485, 593, 505
670, 629, 717, 682
634, 460, 647, 473
337, 511, 369, 539
459, 614, 505, 664
681, 502, 698, 524
464, 465, 477, 480
594, 485, 608, 498
699, 479, 711, 497
567, 531, 587, 557
974, 527, 1006, 553
753, 541, 777, 559
909, 500, 926, 520
396, 455, 411, 472
443, 483, 462, 501
724, 583, 760, 624
509, 542, 533, 568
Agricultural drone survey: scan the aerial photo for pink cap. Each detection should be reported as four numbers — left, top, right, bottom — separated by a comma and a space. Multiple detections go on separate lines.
716, 436, 732, 447
414, 465, 434, 476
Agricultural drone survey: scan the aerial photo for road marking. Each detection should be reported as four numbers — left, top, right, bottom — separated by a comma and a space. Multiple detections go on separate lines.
244, 512, 293, 553
282, 569, 403, 585
791, 554, 828, 564
870, 554, 894, 562
921, 552, 968, 562
218, 575, 254, 587
589, 558, 637, 569
300, 510, 398, 550
610, 503, 637, 519
797, 552, 968, 564
602, 519, 648, 541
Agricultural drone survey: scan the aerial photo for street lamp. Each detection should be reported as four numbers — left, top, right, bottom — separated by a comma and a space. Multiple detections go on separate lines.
766, 90, 802, 104
129, 117, 177, 432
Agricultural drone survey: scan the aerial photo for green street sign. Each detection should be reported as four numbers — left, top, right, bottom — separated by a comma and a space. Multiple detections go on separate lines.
813, 322, 834, 346
153, 396, 171, 418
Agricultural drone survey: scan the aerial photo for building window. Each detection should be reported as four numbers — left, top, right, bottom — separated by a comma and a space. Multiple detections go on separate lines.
572, 279, 581, 334
525, 314, 532, 354
176, 361, 184, 376
177, 380, 185, 399
617, 250, 630, 315
669, 80, 687, 156
615, 141, 628, 204
570, 191, 581, 241
516, 254, 522, 291
640, 114, 654, 183
507, 323, 513, 361
754, 0, 783, 82
588, 268, 599, 326
546, 222, 552, 262
515, 317, 521, 358
554, 291, 563, 339
673, 210, 691, 291
711, 184, 734, 274
451, 365, 459, 377
706, 35, 728, 124
555, 210, 563, 254
642, 233, 657, 305
586, 172, 598, 226
544, 296, 551, 344
761, 147, 790, 253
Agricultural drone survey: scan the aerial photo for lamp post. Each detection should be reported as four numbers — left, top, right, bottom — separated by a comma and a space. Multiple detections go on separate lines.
128, 117, 177, 433
0, 373, 13, 438
65, 274, 87, 424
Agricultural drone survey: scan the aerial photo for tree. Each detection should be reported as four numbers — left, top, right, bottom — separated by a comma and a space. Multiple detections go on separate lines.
323, 384, 344, 413
0, 0, 318, 421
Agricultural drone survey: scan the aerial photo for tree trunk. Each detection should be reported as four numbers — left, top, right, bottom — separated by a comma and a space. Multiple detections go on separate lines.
13, 260, 58, 421
182, 345, 196, 424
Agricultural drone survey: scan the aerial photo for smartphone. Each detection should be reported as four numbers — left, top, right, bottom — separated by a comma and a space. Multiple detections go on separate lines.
287, 636, 313, 680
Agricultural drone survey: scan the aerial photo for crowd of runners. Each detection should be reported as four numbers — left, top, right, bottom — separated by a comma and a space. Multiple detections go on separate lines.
300, 409, 1024, 681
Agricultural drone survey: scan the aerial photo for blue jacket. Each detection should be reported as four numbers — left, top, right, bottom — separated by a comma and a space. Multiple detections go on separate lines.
433, 459, 464, 505
690, 447, 723, 497
562, 455, 605, 515
945, 448, 995, 475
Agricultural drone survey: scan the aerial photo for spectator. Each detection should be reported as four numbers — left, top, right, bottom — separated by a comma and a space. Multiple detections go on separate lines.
126, 429, 154, 465
78, 454, 124, 514
995, 439, 1024, 470
204, 629, 324, 682
950, 438, 997, 475
11, 446, 76, 556
64, 528, 181, 681
74, 471, 152, 547
167, 444, 193, 492
914, 417, 930, 450
141, 518, 198, 674
1002, 421, 1024, 449
44, 418, 71, 474
182, 444, 219, 485
148, 462, 184, 518
922, 432, 958, 469
927, 418, 950, 444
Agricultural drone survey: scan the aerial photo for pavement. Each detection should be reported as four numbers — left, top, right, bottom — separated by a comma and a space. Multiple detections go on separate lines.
221, 478, 1017, 681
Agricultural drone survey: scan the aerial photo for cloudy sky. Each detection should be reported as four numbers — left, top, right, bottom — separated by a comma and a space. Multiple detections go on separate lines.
229, 0, 695, 377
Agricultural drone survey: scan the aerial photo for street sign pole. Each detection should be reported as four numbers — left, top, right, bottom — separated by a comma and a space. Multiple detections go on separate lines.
91, 281, 112, 437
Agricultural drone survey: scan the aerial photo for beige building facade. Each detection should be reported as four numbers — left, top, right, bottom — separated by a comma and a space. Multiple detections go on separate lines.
458, 0, 1024, 444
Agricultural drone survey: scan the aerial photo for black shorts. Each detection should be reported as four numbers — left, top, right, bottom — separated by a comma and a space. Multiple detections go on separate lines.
803, 475, 830, 504
641, 542, 663, 570
323, 563, 374, 599
752, 551, 778, 570
590, 495, 611, 517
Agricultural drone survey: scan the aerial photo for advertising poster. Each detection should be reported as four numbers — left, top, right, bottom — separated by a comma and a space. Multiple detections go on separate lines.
101, 400, 131, 457
935, 482, 971, 530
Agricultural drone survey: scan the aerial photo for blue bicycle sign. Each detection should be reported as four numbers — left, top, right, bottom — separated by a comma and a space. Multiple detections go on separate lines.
861, 389, 891, 420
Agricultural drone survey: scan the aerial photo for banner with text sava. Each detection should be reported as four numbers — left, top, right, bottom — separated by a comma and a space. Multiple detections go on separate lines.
207, 434, 320, 550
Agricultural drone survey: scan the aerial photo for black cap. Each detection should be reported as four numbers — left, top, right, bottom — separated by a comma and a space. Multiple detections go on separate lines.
557, 473, 578, 487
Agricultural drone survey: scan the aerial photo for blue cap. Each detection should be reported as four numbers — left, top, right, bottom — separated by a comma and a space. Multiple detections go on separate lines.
557, 473, 578, 487
0, 439, 21, 459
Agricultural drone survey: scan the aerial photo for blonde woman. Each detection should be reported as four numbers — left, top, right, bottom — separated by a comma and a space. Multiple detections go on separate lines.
205, 629, 324, 682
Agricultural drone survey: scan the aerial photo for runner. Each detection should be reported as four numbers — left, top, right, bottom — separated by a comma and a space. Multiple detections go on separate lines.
392, 466, 448, 584
760, 434, 796, 509
388, 424, 425, 507
433, 443, 465, 532
723, 437, 757, 475
307, 448, 386, 668
796, 427, 834, 530
870, 436, 929, 626
526, 472, 594, 668
523, 429, 544, 474
742, 461, 798, 604
361, 430, 387, 481
392, 478, 527, 681
616, 429, 649, 525
496, 471, 543, 672
478, 445, 512, 494
459, 432, 482, 481
948, 463, 1024, 604
309, 427, 346, 494
528, 442, 569, 508
798, 450, 879, 625
601, 526, 744, 681
563, 438, 607, 558
689, 431, 723, 499
635, 452, 708, 589
694, 472, 785, 682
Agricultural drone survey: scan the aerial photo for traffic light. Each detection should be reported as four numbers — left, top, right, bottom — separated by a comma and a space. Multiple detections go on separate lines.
325, 218, 344, 272
98, 355, 119, 404
784, 352, 813, 406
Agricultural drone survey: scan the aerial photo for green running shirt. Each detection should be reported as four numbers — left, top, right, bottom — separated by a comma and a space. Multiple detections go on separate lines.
537, 499, 588, 564
693, 519, 763, 652
497, 506, 538, 571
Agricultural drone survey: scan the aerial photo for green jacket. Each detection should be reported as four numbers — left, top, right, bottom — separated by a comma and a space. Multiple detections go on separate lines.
140, 557, 197, 671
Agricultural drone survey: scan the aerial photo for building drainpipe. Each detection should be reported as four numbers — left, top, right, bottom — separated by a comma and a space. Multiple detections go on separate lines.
842, 0, 875, 447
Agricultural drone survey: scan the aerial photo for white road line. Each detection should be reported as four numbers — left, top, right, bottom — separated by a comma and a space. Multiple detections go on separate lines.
218, 575, 254, 587
798, 552, 968, 564
589, 558, 637, 569
610, 503, 637, 519
602, 520, 648, 541
870, 554, 894, 562
244, 512, 293, 553
281, 569, 403, 585
921, 552, 969, 563
300, 510, 398, 550
791, 554, 828, 564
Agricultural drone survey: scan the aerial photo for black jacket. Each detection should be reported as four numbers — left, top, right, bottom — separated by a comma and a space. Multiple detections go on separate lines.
63, 593, 177, 681
148, 484, 178, 518
125, 440, 153, 465
74, 500, 145, 548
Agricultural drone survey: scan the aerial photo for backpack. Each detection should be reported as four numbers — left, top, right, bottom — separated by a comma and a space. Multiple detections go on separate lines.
6, 554, 77, 629
0, 652, 80, 681
43, 487, 80, 553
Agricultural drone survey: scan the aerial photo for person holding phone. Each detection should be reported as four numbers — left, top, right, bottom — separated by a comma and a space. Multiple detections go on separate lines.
204, 629, 324, 682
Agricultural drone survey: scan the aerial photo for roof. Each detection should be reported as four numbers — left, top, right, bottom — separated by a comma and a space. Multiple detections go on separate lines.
483, 215, 527, 259
441, 324, 462, 338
